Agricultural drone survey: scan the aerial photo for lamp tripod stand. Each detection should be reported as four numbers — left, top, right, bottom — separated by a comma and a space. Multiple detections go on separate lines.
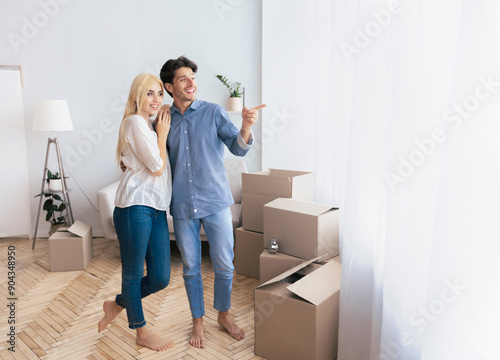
32, 135, 74, 249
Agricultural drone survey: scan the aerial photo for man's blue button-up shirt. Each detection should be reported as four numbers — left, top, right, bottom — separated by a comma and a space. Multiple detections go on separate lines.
167, 99, 252, 219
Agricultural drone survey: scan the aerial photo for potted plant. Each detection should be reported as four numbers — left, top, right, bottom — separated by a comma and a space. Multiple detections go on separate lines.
47, 169, 62, 191
215, 74, 244, 111
34, 191, 68, 235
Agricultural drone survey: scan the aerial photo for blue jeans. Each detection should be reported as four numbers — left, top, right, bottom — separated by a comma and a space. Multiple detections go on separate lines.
173, 207, 234, 319
113, 206, 170, 329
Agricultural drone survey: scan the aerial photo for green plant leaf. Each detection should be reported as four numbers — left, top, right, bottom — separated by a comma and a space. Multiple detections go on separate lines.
40, 181, 66, 225
43, 199, 53, 211
216, 74, 243, 97
46, 169, 61, 179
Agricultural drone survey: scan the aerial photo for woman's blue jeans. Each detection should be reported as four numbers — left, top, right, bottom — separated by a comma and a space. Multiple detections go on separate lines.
173, 207, 234, 319
113, 205, 170, 329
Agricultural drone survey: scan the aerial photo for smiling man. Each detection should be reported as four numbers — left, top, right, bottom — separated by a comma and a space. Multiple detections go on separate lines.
159, 56, 265, 348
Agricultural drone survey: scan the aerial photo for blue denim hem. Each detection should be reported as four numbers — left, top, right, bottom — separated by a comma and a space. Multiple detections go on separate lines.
129, 320, 147, 330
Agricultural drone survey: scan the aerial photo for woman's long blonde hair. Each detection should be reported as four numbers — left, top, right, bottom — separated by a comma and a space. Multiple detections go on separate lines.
115, 73, 164, 166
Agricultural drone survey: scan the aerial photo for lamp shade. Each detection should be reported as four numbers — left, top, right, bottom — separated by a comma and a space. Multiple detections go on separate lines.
33, 100, 73, 132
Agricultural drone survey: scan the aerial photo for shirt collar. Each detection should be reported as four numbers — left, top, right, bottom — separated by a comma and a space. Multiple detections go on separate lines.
171, 99, 200, 115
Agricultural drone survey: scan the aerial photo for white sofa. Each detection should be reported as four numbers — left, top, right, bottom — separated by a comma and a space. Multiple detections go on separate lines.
96, 157, 248, 240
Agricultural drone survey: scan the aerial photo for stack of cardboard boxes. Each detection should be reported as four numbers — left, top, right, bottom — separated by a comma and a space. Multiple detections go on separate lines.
234, 169, 315, 279
234, 169, 342, 360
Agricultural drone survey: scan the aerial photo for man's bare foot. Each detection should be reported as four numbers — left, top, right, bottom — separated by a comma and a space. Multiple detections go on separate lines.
218, 311, 245, 340
98, 300, 124, 332
190, 317, 206, 348
136, 326, 173, 351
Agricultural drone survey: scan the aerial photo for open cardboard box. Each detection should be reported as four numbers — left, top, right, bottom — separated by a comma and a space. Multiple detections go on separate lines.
259, 249, 305, 284
254, 257, 341, 360
264, 198, 339, 260
242, 169, 314, 233
259, 251, 341, 285
49, 220, 93, 272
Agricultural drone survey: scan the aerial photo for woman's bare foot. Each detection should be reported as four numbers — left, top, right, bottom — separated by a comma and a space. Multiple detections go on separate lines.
136, 326, 173, 351
218, 311, 245, 340
98, 300, 124, 332
190, 317, 206, 348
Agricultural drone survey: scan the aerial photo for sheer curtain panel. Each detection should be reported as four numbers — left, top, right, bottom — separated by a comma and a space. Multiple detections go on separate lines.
265, 0, 500, 359
333, 1, 500, 359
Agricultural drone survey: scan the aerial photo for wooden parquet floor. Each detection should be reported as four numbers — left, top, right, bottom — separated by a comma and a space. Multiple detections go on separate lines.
0, 237, 265, 360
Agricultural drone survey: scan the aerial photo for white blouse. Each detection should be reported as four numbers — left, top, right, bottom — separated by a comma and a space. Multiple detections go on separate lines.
114, 115, 172, 211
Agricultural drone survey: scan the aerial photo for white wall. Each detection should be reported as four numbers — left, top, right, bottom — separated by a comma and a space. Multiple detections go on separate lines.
0, 0, 262, 237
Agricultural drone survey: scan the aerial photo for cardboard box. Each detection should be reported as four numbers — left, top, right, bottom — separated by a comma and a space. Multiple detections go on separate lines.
241, 193, 277, 233
49, 221, 93, 272
259, 250, 305, 284
242, 169, 314, 233
264, 198, 339, 260
234, 227, 265, 279
254, 258, 341, 360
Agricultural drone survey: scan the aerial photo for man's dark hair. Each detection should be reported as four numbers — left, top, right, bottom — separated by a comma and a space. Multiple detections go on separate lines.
160, 56, 198, 97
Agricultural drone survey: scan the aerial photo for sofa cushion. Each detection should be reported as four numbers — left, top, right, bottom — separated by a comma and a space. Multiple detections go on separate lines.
224, 158, 247, 203
230, 203, 242, 230
96, 181, 119, 240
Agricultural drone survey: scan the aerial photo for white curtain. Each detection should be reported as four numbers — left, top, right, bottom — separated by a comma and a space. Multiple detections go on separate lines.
331, 0, 500, 359
264, 0, 500, 359
0, 69, 31, 238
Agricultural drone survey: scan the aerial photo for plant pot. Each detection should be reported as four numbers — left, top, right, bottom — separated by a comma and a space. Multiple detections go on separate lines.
227, 97, 243, 112
48, 179, 62, 192
49, 222, 68, 236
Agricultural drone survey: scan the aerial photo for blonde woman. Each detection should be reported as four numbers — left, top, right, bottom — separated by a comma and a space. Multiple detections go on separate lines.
98, 73, 173, 351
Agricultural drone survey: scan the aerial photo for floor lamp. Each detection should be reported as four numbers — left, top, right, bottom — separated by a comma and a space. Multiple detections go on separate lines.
32, 100, 75, 249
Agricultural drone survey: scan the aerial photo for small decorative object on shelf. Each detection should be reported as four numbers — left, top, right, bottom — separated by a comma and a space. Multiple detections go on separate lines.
268, 238, 279, 254
215, 74, 244, 112
46, 169, 62, 191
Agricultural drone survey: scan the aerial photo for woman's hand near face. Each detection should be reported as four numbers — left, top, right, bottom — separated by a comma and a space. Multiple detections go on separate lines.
151, 104, 170, 177
154, 105, 171, 140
